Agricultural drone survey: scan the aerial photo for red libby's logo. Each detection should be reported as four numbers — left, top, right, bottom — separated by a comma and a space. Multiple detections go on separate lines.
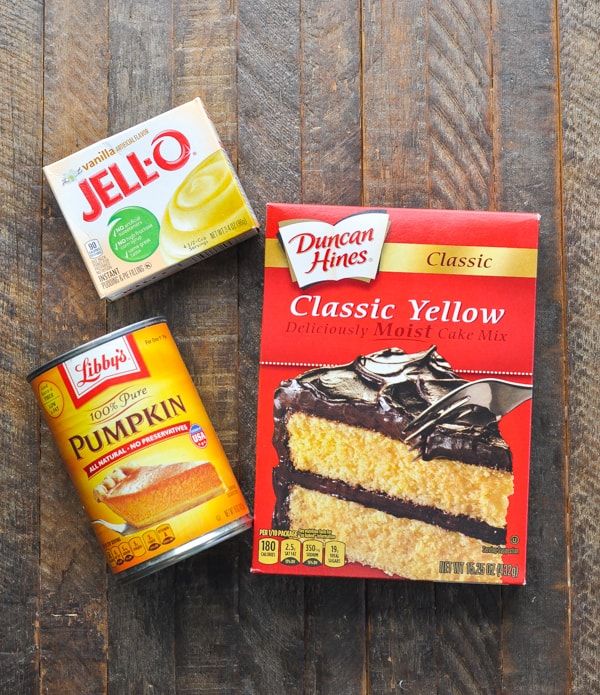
58, 334, 150, 407
278, 211, 390, 288
78, 129, 191, 222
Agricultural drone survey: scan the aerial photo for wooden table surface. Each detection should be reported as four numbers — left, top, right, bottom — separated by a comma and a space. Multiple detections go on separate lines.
1, 0, 597, 693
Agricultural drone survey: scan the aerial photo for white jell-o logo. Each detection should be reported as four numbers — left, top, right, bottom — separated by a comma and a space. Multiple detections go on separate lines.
278, 211, 390, 288
62, 336, 142, 398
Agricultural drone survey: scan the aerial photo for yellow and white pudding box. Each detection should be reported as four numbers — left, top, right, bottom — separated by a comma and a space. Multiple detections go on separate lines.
44, 98, 259, 300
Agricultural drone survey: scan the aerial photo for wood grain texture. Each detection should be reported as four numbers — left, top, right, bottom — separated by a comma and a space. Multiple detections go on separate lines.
426, 2, 502, 693
40, 1, 110, 692
493, 1, 570, 693
426, 0, 495, 210
363, 3, 505, 693
559, 1, 600, 693
0, 1, 43, 692
362, 0, 429, 209
301, 0, 362, 207
174, 0, 239, 156
106, 1, 177, 693
300, 3, 366, 692
435, 586, 501, 695
237, 1, 305, 693
174, 546, 241, 695
361, 4, 438, 693
367, 582, 436, 694
170, 5, 244, 692
0, 0, 587, 692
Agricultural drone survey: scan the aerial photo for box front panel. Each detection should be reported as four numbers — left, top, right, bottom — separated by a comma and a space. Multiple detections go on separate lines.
252, 204, 538, 584
44, 99, 258, 298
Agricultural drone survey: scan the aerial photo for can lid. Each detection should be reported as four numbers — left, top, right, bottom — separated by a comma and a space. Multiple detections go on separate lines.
26, 316, 168, 382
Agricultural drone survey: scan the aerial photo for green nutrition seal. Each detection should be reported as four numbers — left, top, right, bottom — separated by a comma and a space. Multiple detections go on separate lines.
108, 206, 160, 262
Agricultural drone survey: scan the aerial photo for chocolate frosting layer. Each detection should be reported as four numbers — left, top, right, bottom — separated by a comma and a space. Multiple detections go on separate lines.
273, 466, 506, 545
273, 346, 512, 471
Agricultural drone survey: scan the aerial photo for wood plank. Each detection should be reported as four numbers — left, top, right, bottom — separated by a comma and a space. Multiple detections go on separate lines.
170, 4, 244, 692
0, 0, 582, 692
300, 2, 366, 693
559, 1, 600, 692
105, 2, 177, 694
425, 2, 503, 693
367, 582, 435, 694
39, 1, 109, 692
426, 0, 495, 210
301, 0, 362, 207
362, 0, 429, 210
173, 0, 238, 156
107, 570, 177, 695
361, 3, 437, 693
169, 248, 242, 693
237, 1, 305, 692
434, 586, 501, 695
174, 547, 241, 694
0, 1, 43, 692
493, 1, 570, 692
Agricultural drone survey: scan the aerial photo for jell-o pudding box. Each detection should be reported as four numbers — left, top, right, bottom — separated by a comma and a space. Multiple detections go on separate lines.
44, 98, 258, 300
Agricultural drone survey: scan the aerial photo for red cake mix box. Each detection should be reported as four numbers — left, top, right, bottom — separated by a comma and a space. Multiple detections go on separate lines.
251, 204, 539, 584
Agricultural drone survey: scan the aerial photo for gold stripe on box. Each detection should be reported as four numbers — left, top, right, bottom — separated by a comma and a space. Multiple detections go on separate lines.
265, 239, 538, 278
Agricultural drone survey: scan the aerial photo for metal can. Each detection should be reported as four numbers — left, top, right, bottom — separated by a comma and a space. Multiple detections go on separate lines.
28, 317, 251, 582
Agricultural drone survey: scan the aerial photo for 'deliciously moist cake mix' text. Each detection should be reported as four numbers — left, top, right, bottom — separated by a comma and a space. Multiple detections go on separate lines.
44, 98, 258, 300
28, 318, 251, 582
252, 204, 539, 585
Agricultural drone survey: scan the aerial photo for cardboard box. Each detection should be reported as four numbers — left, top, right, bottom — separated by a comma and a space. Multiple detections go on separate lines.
252, 204, 539, 584
44, 98, 258, 300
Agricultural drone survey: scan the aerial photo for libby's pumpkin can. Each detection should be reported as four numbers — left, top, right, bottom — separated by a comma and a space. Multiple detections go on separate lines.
28, 317, 251, 582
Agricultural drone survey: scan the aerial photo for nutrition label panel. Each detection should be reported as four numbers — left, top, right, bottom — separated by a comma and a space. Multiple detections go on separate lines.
105, 523, 176, 568
257, 536, 346, 568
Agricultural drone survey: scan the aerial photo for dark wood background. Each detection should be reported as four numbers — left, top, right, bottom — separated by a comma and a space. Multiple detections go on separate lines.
1, 0, 597, 693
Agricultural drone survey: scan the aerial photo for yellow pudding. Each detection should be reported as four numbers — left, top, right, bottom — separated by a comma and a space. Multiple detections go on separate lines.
160, 149, 255, 262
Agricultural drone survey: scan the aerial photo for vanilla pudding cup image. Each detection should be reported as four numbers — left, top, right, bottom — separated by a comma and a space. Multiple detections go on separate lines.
160, 149, 253, 262
43, 98, 259, 300
28, 317, 252, 582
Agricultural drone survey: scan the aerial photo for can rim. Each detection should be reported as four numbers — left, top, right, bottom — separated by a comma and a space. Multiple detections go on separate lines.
26, 316, 168, 382
114, 515, 252, 583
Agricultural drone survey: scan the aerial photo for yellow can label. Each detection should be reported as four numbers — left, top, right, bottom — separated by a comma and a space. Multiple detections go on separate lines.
31, 320, 250, 574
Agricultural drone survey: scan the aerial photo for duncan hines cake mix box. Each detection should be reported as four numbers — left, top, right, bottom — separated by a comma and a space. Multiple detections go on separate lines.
44, 98, 258, 300
251, 204, 539, 584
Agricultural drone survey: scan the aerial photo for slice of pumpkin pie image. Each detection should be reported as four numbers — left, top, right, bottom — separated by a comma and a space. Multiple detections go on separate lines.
93, 461, 225, 528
